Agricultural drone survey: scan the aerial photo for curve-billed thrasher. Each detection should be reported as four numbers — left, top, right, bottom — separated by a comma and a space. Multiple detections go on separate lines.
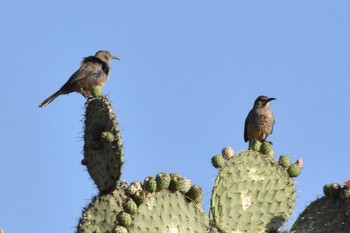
39, 50, 119, 108
244, 95, 276, 148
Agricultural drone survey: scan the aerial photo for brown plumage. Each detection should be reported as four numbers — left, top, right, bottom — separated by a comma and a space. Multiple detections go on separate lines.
39, 50, 119, 108
244, 95, 276, 148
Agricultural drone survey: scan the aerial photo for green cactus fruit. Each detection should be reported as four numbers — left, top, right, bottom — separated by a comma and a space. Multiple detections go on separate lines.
210, 150, 296, 233
83, 96, 124, 193
90, 85, 103, 98
170, 173, 181, 179
287, 159, 303, 178
112, 226, 128, 233
169, 175, 191, 194
143, 176, 157, 193
259, 141, 275, 159
251, 139, 261, 152
176, 177, 192, 194
132, 190, 147, 206
323, 184, 331, 196
211, 154, 225, 169
278, 155, 291, 168
127, 191, 208, 232
185, 185, 203, 204
77, 188, 126, 233
323, 183, 341, 198
342, 189, 350, 208
291, 193, 350, 232
100, 131, 115, 143
126, 181, 143, 196
123, 198, 138, 215
222, 146, 234, 160
117, 211, 133, 227
169, 174, 181, 192
342, 189, 350, 199
155, 172, 171, 190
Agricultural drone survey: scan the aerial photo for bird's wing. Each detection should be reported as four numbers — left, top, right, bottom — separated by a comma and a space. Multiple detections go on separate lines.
64, 62, 103, 85
244, 112, 250, 142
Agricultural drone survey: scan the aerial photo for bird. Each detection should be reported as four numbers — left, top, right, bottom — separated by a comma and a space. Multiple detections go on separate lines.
39, 50, 119, 108
244, 95, 276, 148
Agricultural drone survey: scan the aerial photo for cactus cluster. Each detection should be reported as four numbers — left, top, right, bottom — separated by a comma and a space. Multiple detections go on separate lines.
77, 172, 207, 233
75, 96, 310, 233
291, 180, 350, 233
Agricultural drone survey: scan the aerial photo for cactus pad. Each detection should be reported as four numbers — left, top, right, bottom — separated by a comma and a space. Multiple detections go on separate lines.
210, 150, 296, 233
77, 188, 127, 233
291, 192, 350, 232
83, 96, 124, 193
127, 191, 208, 233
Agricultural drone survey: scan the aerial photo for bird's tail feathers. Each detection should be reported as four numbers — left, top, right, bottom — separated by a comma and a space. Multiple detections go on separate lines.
39, 90, 63, 108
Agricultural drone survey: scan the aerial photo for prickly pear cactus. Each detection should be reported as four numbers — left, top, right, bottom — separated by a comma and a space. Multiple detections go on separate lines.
210, 149, 296, 233
82, 96, 124, 193
119, 173, 208, 233
77, 173, 208, 233
291, 181, 350, 233
77, 94, 307, 233
126, 191, 207, 233
77, 188, 127, 233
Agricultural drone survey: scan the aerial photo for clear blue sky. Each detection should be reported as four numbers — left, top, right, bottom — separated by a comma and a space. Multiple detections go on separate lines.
1, 1, 350, 232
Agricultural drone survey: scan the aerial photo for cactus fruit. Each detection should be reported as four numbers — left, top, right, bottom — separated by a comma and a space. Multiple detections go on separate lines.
155, 172, 171, 190
112, 226, 128, 233
260, 141, 275, 159
292, 182, 350, 232
100, 131, 115, 143
211, 154, 225, 169
83, 96, 124, 193
126, 181, 142, 196
77, 188, 127, 233
122, 198, 138, 215
323, 183, 341, 198
90, 85, 103, 98
251, 139, 261, 152
176, 177, 192, 194
132, 190, 147, 206
169, 175, 192, 194
287, 159, 303, 178
210, 150, 296, 233
278, 155, 291, 168
185, 185, 203, 204
116, 212, 132, 227
143, 176, 157, 193
222, 146, 234, 160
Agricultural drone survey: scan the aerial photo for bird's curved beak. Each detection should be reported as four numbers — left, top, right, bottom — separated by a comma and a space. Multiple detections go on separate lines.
267, 97, 276, 102
112, 56, 120, 60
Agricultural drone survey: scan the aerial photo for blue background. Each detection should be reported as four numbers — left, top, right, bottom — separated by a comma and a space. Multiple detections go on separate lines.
1, 1, 350, 232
